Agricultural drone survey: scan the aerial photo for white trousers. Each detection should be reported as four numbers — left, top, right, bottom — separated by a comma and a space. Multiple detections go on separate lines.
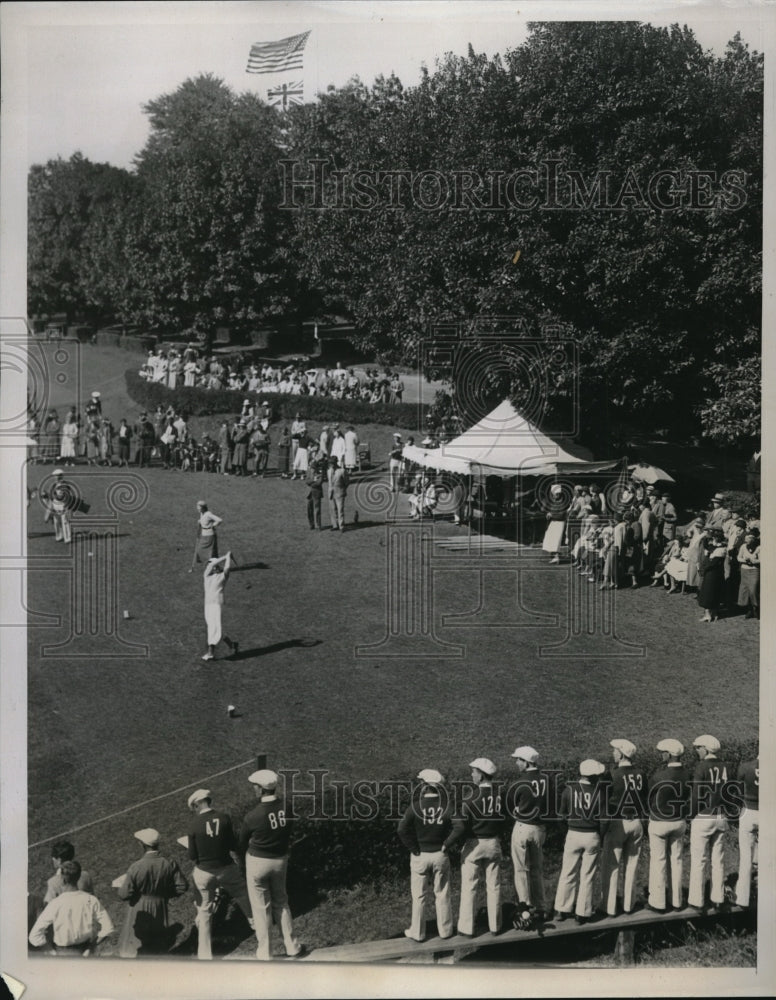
736, 807, 759, 907
647, 819, 686, 910
553, 829, 600, 917
457, 838, 502, 934
53, 511, 71, 543
407, 851, 453, 940
510, 823, 546, 911
601, 818, 644, 914
192, 863, 252, 960
245, 854, 301, 960
688, 814, 728, 907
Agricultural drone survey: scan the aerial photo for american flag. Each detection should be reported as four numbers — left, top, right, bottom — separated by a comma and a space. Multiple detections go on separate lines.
267, 81, 304, 110
246, 31, 311, 75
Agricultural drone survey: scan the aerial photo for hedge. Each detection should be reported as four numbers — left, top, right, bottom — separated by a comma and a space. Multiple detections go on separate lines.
124, 369, 428, 430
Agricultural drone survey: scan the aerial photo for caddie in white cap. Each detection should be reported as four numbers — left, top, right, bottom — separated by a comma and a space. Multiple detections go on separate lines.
398, 768, 453, 941
389, 432, 404, 492
443, 756, 505, 936
602, 738, 648, 917
509, 745, 547, 923
185, 788, 254, 959
688, 734, 731, 912
647, 739, 691, 912
240, 768, 305, 959
118, 828, 187, 956
553, 760, 606, 924
48, 469, 74, 544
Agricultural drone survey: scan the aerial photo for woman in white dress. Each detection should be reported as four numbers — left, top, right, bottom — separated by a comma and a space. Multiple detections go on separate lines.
344, 425, 359, 473
183, 359, 197, 387
292, 434, 309, 479
59, 416, 79, 466
168, 354, 180, 389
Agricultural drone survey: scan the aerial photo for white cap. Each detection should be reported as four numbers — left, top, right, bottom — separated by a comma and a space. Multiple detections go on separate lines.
91, 391, 101, 398
53, 468, 64, 476
511, 746, 539, 764
550, 484, 563, 496
417, 768, 444, 784
469, 757, 497, 776
610, 738, 637, 758
693, 734, 721, 752
248, 769, 278, 789
579, 759, 605, 777
393, 433, 402, 439
187, 788, 211, 809
134, 828, 160, 848
656, 738, 685, 756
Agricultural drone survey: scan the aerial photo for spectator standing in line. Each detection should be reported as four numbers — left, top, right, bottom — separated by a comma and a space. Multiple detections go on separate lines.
344, 425, 360, 474
398, 768, 453, 942
660, 492, 678, 542
306, 453, 325, 530
697, 530, 727, 622
290, 413, 306, 469
553, 759, 607, 924
601, 739, 648, 917
231, 420, 249, 477
116, 829, 187, 958
647, 738, 691, 913
330, 426, 346, 468
327, 455, 348, 532
444, 757, 505, 937
292, 432, 309, 481
508, 746, 548, 922
250, 423, 270, 477
186, 788, 254, 960
705, 492, 730, 531
218, 420, 232, 475
239, 769, 305, 960
735, 752, 759, 908
687, 735, 731, 912
43, 841, 94, 903
737, 527, 760, 620
117, 418, 132, 467
29, 861, 113, 956
277, 426, 291, 478
319, 424, 332, 458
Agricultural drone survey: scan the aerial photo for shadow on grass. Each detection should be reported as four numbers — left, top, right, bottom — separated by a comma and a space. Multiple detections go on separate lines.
231, 561, 269, 572
231, 637, 322, 661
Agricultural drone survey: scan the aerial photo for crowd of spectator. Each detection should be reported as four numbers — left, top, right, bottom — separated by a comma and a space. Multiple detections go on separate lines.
137, 348, 406, 404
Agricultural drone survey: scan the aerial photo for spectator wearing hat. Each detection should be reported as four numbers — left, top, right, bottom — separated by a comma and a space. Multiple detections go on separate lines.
85, 391, 102, 420
543, 486, 567, 564
398, 769, 453, 942
29, 860, 113, 956
330, 426, 347, 469
697, 531, 727, 622
305, 452, 325, 530
276, 426, 292, 478
508, 746, 548, 921
59, 411, 79, 466
735, 752, 759, 908
687, 735, 732, 911
737, 528, 760, 619
553, 759, 607, 924
136, 411, 156, 468
202, 552, 238, 661
659, 492, 678, 543
250, 423, 270, 477
116, 828, 188, 958
290, 414, 307, 472
231, 420, 249, 476
389, 434, 404, 492
344, 425, 360, 475
622, 510, 643, 588
444, 758, 505, 936
117, 419, 132, 467
238, 770, 304, 960
705, 493, 730, 532
319, 425, 332, 458
601, 739, 648, 916
43, 841, 94, 903
186, 788, 253, 960
327, 455, 348, 532
647, 739, 691, 912
218, 420, 232, 475
684, 518, 706, 592
42, 410, 61, 462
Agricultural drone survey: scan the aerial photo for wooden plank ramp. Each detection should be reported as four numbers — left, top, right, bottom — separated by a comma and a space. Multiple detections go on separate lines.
298, 905, 744, 964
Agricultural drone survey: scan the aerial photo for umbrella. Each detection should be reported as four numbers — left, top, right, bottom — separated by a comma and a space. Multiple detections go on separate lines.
628, 463, 676, 484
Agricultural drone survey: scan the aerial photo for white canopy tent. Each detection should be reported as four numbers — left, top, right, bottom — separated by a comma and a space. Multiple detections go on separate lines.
403, 400, 618, 478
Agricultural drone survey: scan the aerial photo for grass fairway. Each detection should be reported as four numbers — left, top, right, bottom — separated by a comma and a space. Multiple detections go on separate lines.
25, 342, 759, 962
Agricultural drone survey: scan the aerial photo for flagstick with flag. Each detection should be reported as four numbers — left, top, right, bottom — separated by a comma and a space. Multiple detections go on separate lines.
246, 30, 311, 75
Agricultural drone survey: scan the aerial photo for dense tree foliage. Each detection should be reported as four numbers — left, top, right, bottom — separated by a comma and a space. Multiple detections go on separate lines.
28, 23, 762, 444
